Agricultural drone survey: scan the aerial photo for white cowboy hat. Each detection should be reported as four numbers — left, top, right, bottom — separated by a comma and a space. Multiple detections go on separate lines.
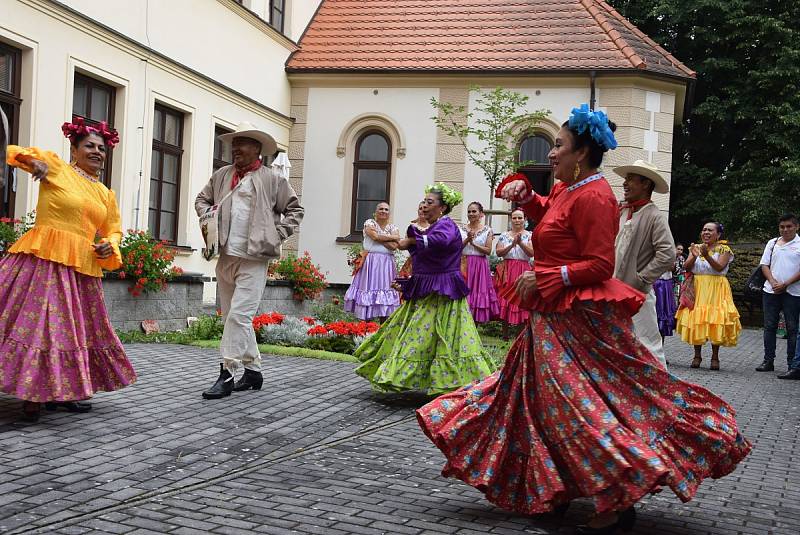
613, 159, 669, 194
217, 121, 278, 156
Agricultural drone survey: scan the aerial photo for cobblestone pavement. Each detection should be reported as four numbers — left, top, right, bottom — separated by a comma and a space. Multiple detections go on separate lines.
1, 329, 798, 535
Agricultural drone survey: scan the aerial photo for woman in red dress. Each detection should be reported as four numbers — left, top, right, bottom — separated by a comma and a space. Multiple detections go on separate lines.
416, 104, 751, 534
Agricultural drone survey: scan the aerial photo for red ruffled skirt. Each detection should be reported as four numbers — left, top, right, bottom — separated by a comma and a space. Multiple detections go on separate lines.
417, 300, 751, 514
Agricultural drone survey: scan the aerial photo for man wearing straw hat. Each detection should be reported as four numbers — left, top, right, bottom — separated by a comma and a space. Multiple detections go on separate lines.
196, 122, 304, 399
613, 159, 675, 369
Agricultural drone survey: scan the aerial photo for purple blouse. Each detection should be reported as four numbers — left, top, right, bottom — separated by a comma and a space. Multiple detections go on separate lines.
399, 216, 470, 301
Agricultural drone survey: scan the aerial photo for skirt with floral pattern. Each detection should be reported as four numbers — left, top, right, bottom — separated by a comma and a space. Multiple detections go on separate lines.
0, 253, 136, 402
417, 300, 751, 514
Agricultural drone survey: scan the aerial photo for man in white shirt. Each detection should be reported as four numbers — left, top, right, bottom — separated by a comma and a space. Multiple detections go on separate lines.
755, 213, 800, 378
195, 123, 304, 398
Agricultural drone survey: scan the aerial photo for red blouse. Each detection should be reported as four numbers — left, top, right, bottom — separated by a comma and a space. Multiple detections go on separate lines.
509, 176, 644, 314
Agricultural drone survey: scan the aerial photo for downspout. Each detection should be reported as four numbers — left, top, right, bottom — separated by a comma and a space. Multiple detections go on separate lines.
589, 70, 597, 110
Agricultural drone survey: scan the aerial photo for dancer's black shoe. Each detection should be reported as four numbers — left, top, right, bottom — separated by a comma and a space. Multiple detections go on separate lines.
44, 401, 93, 413
202, 364, 234, 399
233, 369, 263, 391
575, 507, 636, 534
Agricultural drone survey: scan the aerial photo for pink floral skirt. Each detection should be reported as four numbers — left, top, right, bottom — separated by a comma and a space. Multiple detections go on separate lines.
0, 253, 136, 402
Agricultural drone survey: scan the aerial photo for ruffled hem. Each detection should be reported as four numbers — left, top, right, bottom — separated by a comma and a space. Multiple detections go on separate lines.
398, 270, 470, 301
416, 301, 752, 514
354, 294, 497, 394
0, 336, 137, 402
344, 288, 400, 307
9, 226, 107, 277
500, 277, 645, 316
344, 302, 400, 321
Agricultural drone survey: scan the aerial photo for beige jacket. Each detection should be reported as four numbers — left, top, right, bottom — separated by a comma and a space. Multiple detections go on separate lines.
614, 202, 675, 292
195, 164, 304, 260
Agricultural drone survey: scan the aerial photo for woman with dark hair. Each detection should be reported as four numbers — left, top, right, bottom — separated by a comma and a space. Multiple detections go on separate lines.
675, 222, 741, 370
0, 119, 136, 422
417, 105, 750, 533
461, 201, 499, 323
344, 202, 401, 320
354, 183, 496, 394
494, 208, 534, 338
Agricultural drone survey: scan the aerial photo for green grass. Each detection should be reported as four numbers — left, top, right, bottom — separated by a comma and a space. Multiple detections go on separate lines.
120, 331, 512, 365
189, 339, 358, 363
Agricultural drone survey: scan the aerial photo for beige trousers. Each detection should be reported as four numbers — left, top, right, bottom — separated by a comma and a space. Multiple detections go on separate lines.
632, 288, 668, 370
216, 253, 268, 372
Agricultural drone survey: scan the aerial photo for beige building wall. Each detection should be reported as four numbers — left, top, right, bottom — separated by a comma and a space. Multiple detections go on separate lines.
290, 76, 686, 283
598, 80, 681, 212
2, 0, 297, 300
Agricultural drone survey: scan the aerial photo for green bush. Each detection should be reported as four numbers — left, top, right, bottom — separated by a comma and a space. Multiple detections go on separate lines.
306, 335, 356, 355
186, 313, 224, 341
728, 245, 764, 296
311, 295, 357, 324
476, 320, 504, 338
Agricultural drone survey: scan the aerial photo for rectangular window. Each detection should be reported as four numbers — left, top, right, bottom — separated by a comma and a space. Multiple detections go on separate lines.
72, 73, 116, 188
0, 42, 22, 219
270, 0, 284, 33
149, 104, 184, 244
213, 125, 233, 172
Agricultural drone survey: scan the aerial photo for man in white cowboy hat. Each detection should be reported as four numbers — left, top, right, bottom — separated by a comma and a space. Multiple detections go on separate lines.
613, 159, 675, 369
195, 122, 304, 399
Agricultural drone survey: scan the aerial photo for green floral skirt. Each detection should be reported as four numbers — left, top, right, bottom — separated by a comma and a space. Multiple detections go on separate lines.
354, 294, 497, 394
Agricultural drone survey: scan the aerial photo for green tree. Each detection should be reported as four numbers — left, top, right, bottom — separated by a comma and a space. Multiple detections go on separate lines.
430, 86, 548, 213
609, 0, 800, 243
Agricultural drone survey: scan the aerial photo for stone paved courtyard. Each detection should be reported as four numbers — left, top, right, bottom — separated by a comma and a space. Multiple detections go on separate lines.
1, 329, 798, 535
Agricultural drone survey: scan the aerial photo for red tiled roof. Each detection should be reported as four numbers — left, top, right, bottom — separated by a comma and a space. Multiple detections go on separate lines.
286, 0, 695, 79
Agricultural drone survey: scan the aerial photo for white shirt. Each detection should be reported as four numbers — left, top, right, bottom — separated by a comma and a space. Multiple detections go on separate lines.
692, 245, 733, 276
363, 219, 398, 253
225, 176, 259, 260
497, 231, 533, 262
462, 225, 492, 256
760, 235, 800, 296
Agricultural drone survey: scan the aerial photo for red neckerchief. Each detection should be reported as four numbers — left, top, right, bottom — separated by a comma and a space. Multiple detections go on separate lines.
231, 160, 262, 189
620, 199, 651, 221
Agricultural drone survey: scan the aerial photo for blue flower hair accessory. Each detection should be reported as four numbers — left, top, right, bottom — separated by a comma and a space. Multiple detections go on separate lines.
568, 104, 618, 151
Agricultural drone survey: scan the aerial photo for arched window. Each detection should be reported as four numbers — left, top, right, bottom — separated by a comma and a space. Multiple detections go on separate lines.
351, 131, 391, 233
517, 134, 553, 196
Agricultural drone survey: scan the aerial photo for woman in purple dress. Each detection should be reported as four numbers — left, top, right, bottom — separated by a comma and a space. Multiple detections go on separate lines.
344, 202, 401, 320
461, 202, 499, 323
354, 184, 496, 394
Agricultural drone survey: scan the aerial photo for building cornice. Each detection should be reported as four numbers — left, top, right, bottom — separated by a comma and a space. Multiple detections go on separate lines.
25, 0, 293, 129
216, 0, 299, 51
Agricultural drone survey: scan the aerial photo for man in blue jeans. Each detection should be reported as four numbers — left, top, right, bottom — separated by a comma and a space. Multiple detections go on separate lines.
755, 214, 800, 378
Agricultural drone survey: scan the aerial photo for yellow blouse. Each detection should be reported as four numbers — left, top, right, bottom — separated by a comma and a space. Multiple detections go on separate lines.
6, 146, 123, 277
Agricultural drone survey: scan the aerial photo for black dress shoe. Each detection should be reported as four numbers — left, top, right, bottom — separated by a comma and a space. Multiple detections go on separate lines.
21, 401, 41, 423
44, 401, 93, 413
777, 368, 800, 380
202, 364, 234, 399
233, 368, 263, 391
575, 507, 636, 534
755, 360, 775, 372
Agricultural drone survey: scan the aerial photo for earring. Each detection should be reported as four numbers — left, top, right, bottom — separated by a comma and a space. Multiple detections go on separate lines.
573, 163, 581, 181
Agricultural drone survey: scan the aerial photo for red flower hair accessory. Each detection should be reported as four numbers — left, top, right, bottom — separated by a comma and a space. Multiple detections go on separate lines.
61, 117, 120, 148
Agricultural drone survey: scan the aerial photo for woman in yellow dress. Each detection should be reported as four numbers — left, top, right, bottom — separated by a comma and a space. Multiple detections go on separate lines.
675, 221, 741, 370
1, 119, 136, 422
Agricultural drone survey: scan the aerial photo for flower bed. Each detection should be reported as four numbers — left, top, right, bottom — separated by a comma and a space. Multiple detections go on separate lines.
252, 310, 378, 355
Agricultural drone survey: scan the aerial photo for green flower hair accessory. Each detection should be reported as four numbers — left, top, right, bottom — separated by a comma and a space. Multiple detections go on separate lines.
424, 182, 463, 210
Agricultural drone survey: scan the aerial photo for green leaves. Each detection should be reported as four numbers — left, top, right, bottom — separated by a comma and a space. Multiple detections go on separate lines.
611, 0, 800, 242
431, 86, 549, 195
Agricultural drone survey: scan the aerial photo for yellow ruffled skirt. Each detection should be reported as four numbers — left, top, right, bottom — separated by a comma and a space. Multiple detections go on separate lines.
676, 274, 741, 346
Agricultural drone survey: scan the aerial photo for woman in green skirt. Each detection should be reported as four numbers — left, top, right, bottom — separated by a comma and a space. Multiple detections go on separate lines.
354, 183, 497, 394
